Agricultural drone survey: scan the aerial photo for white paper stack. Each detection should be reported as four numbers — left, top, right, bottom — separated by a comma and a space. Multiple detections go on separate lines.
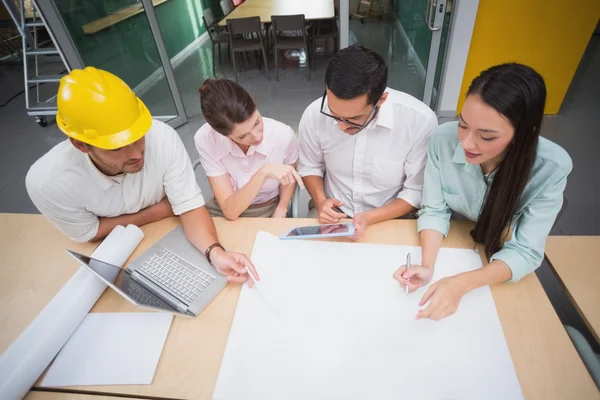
213, 231, 523, 400
41, 312, 173, 387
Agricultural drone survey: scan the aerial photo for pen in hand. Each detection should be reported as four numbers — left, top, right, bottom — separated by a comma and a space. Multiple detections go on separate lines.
245, 266, 280, 315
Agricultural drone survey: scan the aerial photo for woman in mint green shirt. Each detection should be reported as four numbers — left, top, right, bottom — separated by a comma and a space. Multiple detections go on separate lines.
393, 63, 572, 321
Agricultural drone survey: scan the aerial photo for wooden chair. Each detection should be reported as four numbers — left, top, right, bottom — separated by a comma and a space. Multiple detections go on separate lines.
220, 0, 233, 16
203, 8, 229, 75
310, 10, 339, 70
226, 16, 270, 82
271, 14, 310, 81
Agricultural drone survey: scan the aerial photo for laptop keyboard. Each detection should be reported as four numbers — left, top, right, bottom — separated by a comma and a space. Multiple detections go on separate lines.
127, 278, 174, 310
137, 247, 215, 304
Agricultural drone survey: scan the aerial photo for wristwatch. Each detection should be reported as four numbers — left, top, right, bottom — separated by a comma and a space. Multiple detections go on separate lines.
205, 243, 224, 266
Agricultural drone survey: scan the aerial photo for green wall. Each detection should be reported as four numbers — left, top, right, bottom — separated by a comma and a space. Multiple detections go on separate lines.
57, 0, 207, 88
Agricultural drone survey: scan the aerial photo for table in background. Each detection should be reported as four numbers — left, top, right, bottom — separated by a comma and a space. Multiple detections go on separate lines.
218, 0, 335, 26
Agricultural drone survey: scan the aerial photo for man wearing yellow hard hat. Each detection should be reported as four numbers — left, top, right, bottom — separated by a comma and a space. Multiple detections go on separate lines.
26, 67, 258, 284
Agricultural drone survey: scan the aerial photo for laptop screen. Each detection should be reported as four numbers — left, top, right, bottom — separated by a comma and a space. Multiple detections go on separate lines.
66, 250, 180, 314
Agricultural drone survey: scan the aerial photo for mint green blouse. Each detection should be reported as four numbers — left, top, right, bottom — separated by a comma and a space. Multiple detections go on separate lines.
417, 121, 572, 282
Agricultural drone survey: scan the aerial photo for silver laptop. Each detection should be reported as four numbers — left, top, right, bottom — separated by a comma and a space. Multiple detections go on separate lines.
66, 226, 228, 318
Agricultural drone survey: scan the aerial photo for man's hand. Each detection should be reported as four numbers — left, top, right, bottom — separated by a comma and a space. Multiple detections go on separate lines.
147, 197, 175, 221
210, 247, 259, 288
316, 198, 346, 224
94, 197, 175, 241
350, 212, 369, 241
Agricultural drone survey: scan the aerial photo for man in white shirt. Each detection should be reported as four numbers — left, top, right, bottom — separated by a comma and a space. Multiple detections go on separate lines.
298, 45, 438, 239
26, 67, 257, 285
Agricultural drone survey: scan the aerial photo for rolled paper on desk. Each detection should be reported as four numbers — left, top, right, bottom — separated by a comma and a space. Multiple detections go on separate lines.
0, 224, 144, 400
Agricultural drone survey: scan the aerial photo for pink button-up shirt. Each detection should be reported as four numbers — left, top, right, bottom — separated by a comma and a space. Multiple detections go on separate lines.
194, 117, 299, 204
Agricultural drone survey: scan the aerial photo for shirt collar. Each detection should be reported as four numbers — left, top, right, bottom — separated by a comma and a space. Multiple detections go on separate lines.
373, 99, 394, 130
248, 131, 271, 156
84, 154, 123, 191
452, 143, 468, 164
451, 142, 496, 181
212, 127, 271, 161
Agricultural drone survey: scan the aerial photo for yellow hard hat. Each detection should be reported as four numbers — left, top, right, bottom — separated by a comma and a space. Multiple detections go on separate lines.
56, 67, 152, 150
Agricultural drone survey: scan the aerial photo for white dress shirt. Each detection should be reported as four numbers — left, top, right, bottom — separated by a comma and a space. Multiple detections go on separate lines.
298, 87, 438, 216
26, 120, 205, 242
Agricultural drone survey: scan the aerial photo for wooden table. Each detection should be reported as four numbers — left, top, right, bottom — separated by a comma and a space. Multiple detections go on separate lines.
218, 0, 335, 26
0, 214, 96, 355
545, 236, 600, 342
1, 214, 598, 399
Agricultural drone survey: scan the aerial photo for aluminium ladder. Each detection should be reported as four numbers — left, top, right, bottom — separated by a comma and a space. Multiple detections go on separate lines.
1, 0, 69, 126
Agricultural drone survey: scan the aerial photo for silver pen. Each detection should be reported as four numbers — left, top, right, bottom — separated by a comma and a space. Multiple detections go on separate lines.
245, 266, 279, 315
405, 253, 411, 295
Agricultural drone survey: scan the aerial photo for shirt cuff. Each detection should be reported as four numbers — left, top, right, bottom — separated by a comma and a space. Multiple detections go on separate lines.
172, 194, 206, 216
490, 248, 533, 283
396, 188, 422, 208
205, 171, 228, 177
417, 214, 450, 237
298, 166, 324, 178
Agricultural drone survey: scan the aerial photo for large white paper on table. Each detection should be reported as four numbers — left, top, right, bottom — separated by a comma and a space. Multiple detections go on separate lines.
213, 232, 523, 400
0, 225, 144, 400
41, 312, 173, 387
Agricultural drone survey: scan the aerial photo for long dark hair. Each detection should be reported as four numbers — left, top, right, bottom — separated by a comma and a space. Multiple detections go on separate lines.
199, 78, 256, 135
468, 63, 546, 259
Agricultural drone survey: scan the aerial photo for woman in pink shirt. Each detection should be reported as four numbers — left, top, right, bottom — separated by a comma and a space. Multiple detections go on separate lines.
195, 79, 303, 220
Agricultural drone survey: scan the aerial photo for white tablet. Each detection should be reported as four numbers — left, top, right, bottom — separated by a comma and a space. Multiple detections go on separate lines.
280, 223, 355, 240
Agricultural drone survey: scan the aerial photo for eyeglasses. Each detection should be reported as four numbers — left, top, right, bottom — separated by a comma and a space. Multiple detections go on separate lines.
319, 90, 380, 132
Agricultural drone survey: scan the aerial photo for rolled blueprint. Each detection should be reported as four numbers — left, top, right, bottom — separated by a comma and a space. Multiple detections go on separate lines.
0, 224, 144, 400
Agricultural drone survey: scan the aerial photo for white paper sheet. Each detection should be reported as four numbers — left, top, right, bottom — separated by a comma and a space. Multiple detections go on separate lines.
213, 232, 523, 400
41, 312, 172, 387
0, 225, 144, 400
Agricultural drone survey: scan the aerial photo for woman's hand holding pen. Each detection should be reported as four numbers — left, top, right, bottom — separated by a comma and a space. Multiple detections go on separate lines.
393, 265, 468, 321
393, 264, 433, 294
